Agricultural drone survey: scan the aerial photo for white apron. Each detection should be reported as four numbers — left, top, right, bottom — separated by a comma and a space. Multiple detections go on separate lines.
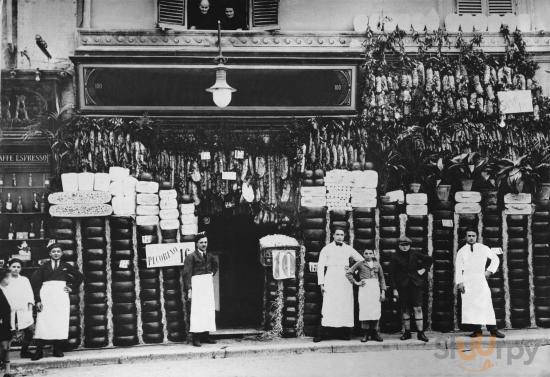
190, 274, 216, 333
461, 273, 496, 325
34, 281, 70, 340
321, 266, 355, 327
358, 279, 381, 321
2, 276, 34, 330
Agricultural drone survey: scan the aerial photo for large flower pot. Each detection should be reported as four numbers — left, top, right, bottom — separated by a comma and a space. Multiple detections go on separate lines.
436, 185, 452, 202
460, 179, 474, 191
409, 183, 421, 193
537, 183, 550, 202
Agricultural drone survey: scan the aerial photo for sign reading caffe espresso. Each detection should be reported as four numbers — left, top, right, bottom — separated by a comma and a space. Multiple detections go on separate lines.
79, 64, 356, 113
0, 153, 50, 164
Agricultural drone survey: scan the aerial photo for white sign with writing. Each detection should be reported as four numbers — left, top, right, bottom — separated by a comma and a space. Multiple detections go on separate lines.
145, 242, 195, 268
222, 171, 237, 181
497, 90, 533, 114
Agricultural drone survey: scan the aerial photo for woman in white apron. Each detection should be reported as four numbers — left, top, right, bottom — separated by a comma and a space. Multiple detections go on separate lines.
3, 258, 35, 358
455, 229, 505, 338
182, 233, 218, 347
347, 249, 386, 342
314, 228, 363, 342
30, 242, 83, 360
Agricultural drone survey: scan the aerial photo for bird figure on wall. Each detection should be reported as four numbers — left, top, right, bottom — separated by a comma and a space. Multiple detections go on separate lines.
35, 35, 52, 59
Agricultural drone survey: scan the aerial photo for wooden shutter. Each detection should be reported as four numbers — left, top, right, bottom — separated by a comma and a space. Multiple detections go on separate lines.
457, 0, 483, 14
157, 0, 186, 29
488, 0, 513, 15
250, 0, 279, 30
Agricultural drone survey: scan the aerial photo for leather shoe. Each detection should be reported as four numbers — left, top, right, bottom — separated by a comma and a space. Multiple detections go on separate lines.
203, 337, 217, 344
417, 331, 429, 342
400, 330, 412, 340
53, 349, 64, 358
192, 334, 202, 347
20, 349, 33, 359
469, 330, 483, 338
31, 350, 43, 361
371, 330, 383, 342
490, 330, 505, 338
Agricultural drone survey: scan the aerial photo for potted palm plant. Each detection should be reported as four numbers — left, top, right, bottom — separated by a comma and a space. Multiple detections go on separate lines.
495, 155, 540, 195
528, 150, 550, 201
448, 152, 488, 191
426, 154, 453, 201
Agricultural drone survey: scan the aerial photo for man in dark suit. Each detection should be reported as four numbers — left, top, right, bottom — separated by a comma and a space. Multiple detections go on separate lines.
390, 236, 432, 342
183, 233, 219, 347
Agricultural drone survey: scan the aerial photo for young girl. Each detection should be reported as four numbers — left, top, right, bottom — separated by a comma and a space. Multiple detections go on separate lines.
0, 269, 13, 377
346, 249, 386, 342
4, 259, 35, 358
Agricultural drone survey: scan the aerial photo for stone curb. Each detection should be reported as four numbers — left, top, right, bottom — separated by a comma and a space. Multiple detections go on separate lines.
11, 332, 550, 370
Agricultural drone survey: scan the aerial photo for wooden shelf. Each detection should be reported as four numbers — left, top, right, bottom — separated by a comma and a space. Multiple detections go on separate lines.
0, 212, 47, 215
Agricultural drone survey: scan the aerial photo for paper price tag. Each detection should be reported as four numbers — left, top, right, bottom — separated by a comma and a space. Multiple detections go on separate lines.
442, 220, 454, 228
491, 247, 503, 255
200, 151, 211, 160
308, 262, 318, 273
119, 260, 130, 269
233, 150, 245, 159
222, 171, 237, 181
142, 235, 153, 244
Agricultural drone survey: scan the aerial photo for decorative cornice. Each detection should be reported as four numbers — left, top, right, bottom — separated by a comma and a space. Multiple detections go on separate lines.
75, 29, 550, 56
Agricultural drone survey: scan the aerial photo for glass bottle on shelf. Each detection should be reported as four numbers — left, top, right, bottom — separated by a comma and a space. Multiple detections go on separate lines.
32, 193, 40, 212
28, 173, 33, 187
16, 195, 23, 213
39, 220, 46, 239
7, 223, 15, 240
5, 193, 13, 212
29, 222, 36, 239
0, 175, 3, 187
40, 193, 47, 213
12, 173, 16, 187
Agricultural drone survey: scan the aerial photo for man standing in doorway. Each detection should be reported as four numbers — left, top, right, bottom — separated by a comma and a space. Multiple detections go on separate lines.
455, 228, 505, 338
314, 227, 364, 342
183, 232, 218, 347
31, 242, 83, 360
391, 236, 432, 342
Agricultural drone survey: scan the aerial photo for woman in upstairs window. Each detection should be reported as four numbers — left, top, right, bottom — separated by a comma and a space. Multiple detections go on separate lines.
189, 0, 217, 30
220, 3, 244, 30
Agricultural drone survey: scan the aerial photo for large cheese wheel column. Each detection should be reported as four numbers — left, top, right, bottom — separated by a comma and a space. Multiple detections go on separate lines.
82, 218, 109, 348
301, 206, 326, 336
137, 224, 164, 343
507, 215, 530, 328
378, 198, 401, 333
282, 275, 299, 338
533, 199, 550, 327
431, 201, 455, 332
110, 217, 139, 346
481, 193, 506, 328
50, 218, 81, 349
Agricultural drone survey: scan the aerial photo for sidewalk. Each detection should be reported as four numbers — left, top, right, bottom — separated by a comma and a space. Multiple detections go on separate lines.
9, 329, 550, 371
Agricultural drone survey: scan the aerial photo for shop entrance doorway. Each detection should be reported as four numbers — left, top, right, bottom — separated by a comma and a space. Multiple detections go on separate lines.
207, 214, 264, 329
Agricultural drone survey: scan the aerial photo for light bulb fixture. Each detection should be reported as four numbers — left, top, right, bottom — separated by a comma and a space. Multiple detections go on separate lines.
206, 21, 236, 108
35, 68, 41, 82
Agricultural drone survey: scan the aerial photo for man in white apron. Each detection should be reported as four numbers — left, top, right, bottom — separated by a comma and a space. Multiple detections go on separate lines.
455, 229, 505, 338
314, 227, 364, 342
183, 233, 218, 347
30, 242, 83, 360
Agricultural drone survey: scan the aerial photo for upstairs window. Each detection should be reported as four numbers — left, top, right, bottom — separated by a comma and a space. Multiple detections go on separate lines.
157, 0, 279, 31
457, 0, 514, 15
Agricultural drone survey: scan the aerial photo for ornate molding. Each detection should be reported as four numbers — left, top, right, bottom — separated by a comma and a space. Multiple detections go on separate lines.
76, 29, 550, 56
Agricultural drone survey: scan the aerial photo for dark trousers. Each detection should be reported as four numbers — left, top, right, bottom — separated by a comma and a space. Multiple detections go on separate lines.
472, 324, 498, 331
35, 339, 65, 350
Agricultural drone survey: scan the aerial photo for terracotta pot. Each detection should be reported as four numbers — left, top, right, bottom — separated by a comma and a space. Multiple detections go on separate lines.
460, 179, 474, 191
409, 183, 421, 193
436, 185, 452, 202
537, 183, 550, 202
481, 190, 498, 206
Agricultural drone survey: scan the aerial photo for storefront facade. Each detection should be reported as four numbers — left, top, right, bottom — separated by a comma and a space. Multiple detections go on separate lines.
2, 0, 550, 347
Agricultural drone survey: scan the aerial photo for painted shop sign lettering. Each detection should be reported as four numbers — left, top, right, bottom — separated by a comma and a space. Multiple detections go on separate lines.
0, 153, 50, 164
145, 242, 195, 268
497, 90, 533, 114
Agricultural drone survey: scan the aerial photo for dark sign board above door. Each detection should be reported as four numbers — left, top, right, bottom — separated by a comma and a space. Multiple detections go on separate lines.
79, 64, 356, 114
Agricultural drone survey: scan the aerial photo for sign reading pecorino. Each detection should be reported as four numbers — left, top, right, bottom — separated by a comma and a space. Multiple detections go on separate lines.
145, 242, 195, 268
0, 153, 50, 165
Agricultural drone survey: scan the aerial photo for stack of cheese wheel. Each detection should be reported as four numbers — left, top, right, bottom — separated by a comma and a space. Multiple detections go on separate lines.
351, 170, 378, 208
180, 203, 198, 239
135, 175, 164, 343
533, 193, 550, 328
159, 188, 179, 242
325, 170, 352, 211
110, 167, 137, 216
